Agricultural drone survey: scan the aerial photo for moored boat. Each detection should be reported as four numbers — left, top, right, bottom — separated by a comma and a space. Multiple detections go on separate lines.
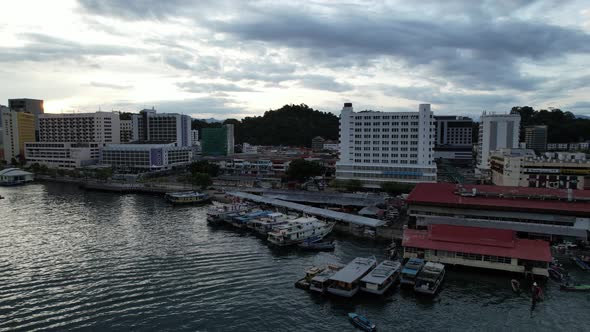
165, 191, 210, 205
560, 283, 590, 292
267, 217, 334, 246
206, 203, 251, 224
572, 256, 590, 270
348, 313, 376, 332
297, 240, 335, 251
229, 210, 272, 229
327, 257, 377, 297
400, 258, 424, 286
248, 212, 294, 235
309, 264, 345, 294
360, 260, 401, 295
295, 266, 324, 290
414, 262, 445, 295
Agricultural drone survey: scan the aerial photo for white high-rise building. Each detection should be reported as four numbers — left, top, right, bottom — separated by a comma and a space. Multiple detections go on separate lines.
191, 129, 199, 146
476, 112, 521, 173
335, 103, 436, 187
38, 112, 120, 144
131, 109, 192, 147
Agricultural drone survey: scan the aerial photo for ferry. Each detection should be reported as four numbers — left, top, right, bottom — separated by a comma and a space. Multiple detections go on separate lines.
165, 191, 210, 205
400, 258, 425, 286
309, 263, 345, 294
414, 262, 445, 295
326, 257, 377, 297
248, 212, 294, 235
206, 203, 251, 224
267, 217, 334, 246
360, 260, 402, 295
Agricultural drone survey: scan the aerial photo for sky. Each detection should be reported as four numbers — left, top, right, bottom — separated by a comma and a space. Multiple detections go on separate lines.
0, 0, 589, 119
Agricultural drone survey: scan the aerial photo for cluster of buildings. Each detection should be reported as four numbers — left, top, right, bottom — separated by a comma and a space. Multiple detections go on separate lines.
0, 99, 236, 173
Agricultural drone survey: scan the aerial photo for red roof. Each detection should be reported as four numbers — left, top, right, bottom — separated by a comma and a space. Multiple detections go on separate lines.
407, 183, 590, 217
402, 224, 552, 262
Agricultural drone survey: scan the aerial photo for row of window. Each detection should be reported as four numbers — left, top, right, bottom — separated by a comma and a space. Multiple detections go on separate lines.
353, 115, 420, 120
353, 121, 421, 126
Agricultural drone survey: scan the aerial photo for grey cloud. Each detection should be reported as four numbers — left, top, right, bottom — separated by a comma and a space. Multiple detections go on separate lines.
177, 81, 257, 93
294, 75, 353, 92
90, 81, 132, 89
103, 96, 252, 117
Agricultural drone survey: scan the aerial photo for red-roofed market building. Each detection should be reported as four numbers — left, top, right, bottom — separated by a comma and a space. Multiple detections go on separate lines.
403, 224, 552, 276
406, 183, 590, 242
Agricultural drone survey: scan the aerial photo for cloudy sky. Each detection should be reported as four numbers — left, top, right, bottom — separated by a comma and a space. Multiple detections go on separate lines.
1, 0, 589, 119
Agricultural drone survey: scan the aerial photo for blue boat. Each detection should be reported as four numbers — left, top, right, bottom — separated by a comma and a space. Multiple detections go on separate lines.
572, 257, 590, 271
348, 313, 376, 332
400, 258, 424, 286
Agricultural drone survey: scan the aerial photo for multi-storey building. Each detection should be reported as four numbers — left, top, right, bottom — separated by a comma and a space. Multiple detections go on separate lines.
335, 102, 436, 187
201, 124, 235, 156
547, 142, 590, 151
0, 105, 8, 161
1, 108, 36, 163
131, 109, 191, 147
25, 142, 102, 169
38, 112, 120, 144
101, 143, 192, 173
191, 129, 199, 146
311, 136, 325, 152
120, 119, 133, 143
433, 116, 473, 163
491, 149, 590, 190
476, 112, 520, 175
8, 98, 44, 140
524, 125, 547, 153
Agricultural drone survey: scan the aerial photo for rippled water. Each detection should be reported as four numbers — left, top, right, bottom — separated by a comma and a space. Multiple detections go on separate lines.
1, 183, 589, 331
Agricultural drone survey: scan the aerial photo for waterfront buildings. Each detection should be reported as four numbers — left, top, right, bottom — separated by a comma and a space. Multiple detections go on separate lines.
132, 109, 191, 147
406, 183, 590, 241
101, 143, 193, 173
201, 124, 235, 156
402, 224, 552, 277
191, 129, 199, 146
9, 98, 44, 139
476, 112, 521, 176
433, 116, 473, 164
25, 142, 102, 169
524, 125, 548, 153
120, 119, 133, 143
335, 103, 436, 187
312, 136, 325, 152
0, 168, 34, 185
1, 108, 36, 163
547, 142, 590, 151
39, 112, 120, 144
491, 149, 590, 190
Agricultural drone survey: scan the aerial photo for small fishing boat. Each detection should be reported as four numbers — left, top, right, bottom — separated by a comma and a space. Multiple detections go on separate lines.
572, 256, 590, 270
348, 313, 376, 332
165, 191, 210, 205
414, 262, 445, 295
295, 266, 324, 290
510, 279, 520, 293
560, 283, 590, 292
548, 266, 567, 282
297, 240, 335, 251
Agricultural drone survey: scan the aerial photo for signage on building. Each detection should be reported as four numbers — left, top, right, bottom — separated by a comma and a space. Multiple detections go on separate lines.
524, 168, 559, 174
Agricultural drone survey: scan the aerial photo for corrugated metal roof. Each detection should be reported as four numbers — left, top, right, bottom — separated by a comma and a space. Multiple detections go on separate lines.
0, 168, 33, 176
329, 257, 377, 283
226, 191, 386, 227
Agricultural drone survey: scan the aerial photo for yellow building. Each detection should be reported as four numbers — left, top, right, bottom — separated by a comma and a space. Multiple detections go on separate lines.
1, 109, 36, 163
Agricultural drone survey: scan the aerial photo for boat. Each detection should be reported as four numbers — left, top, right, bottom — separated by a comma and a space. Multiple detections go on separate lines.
164, 191, 210, 205
267, 217, 334, 246
248, 212, 294, 235
400, 258, 425, 286
295, 266, 324, 290
414, 262, 445, 295
348, 313, 376, 332
327, 257, 377, 297
572, 256, 590, 270
297, 240, 335, 251
309, 264, 345, 294
229, 210, 273, 229
360, 260, 402, 295
560, 283, 590, 292
206, 203, 251, 224
511, 279, 521, 293
548, 266, 567, 282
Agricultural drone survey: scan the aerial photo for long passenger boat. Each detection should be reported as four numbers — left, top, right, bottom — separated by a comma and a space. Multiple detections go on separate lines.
326, 257, 377, 297
360, 260, 401, 295
267, 217, 334, 246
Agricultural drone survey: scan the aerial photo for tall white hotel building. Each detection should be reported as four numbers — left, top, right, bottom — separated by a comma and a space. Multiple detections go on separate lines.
335, 103, 436, 187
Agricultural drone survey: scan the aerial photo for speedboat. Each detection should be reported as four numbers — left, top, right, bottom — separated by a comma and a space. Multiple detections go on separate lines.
414, 262, 445, 295
348, 313, 376, 332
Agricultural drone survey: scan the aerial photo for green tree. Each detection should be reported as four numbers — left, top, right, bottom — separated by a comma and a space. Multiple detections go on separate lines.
286, 159, 325, 181
189, 160, 220, 177
191, 172, 212, 189
380, 182, 415, 196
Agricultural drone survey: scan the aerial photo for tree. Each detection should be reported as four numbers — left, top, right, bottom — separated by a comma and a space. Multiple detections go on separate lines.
380, 182, 415, 196
344, 179, 363, 192
191, 172, 212, 189
189, 160, 220, 177
286, 159, 325, 181
95, 168, 113, 181
510, 105, 590, 143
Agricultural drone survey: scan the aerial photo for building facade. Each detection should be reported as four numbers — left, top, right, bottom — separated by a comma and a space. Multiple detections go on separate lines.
433, 116, 473, 163
101, 143, 193, 173
201, 124, 235, 156
491, 149, 590, 190
477, 112, 520, 174
120, 119, 133, 143
547, 142, 590, 151
406, 183, 590, 242
131, 109, 191, 147
25, 142, 102, 169
8, 98, 44, 139
312, 136, 325, 152
524, 125, 547, 153
39, 112, 120, 144
191, 129, 199, 146
335, 103, 436, 187
1, 109, 36, 163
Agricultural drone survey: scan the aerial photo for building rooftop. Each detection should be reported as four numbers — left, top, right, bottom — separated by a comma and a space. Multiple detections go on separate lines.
329, 257, 377, 283
402, 224, 552, 262
0, 168, 33, 177
360, 260, 401, 284
407, 183, 590, 217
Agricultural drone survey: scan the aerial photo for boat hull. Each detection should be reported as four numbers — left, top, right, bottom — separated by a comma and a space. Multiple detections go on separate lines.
327, 286, 359, 298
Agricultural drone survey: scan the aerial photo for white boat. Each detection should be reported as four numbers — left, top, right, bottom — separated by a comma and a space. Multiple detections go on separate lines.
400, 258, 425, 286
206, 203, 251, 224
414, 262, 445, 295
309, 264, 345, 294
267, 217, 334, 246
248, 212, 295, 235
327, 257, 377, 297
360, 260, 402, 295
165, 191, 210, 204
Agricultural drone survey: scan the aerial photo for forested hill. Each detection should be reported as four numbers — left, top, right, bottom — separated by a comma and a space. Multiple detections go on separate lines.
511, 106, 590, 143
192, 104, 339, 147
